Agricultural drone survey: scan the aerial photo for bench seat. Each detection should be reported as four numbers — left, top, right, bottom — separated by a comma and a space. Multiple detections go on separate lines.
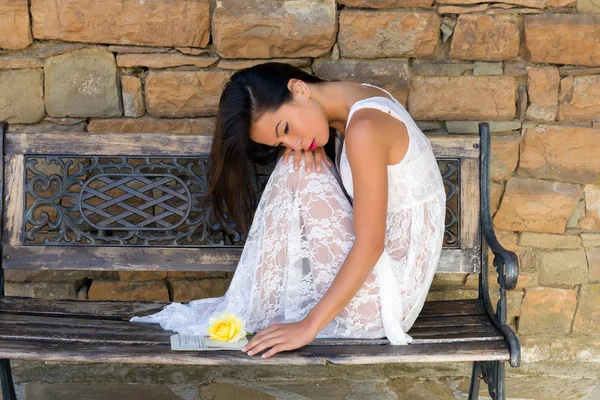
0, 296, 509, 365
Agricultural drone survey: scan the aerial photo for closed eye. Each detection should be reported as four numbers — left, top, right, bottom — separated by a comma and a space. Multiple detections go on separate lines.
274, 122, 289, 148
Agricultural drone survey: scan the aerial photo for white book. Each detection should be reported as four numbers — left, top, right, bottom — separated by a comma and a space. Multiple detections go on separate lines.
170, 334, 248, 351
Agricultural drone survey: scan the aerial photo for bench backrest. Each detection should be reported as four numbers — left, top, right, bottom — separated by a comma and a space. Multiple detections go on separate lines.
0, 122, 483, 276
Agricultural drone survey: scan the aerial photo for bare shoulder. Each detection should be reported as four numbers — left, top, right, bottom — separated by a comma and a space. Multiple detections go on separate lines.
345, 107, 409, 165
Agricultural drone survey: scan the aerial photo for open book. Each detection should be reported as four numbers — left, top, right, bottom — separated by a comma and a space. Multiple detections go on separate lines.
170, 334, 249, 351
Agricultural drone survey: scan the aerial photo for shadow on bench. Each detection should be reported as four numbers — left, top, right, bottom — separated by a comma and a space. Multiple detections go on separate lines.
0, 121, 520, 400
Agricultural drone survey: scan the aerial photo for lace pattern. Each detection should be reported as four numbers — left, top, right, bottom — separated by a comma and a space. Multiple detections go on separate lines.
130, 84, 446, 345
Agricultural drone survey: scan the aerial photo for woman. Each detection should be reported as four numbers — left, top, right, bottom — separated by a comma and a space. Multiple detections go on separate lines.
131, 62, 447, 359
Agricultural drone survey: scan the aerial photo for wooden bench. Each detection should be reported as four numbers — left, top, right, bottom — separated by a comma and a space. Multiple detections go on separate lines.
0, 121, 520, 400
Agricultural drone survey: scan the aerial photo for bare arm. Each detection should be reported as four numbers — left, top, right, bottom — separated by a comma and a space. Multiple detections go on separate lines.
303, 117, 390, 334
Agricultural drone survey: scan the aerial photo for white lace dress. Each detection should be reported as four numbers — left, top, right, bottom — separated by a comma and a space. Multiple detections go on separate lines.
130, 83, 447, 345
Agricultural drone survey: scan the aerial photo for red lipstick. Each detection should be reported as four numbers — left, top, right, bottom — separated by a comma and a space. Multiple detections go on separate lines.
308, 139, 317, 151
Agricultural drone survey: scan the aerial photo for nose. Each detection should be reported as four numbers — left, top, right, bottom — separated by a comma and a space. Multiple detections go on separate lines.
285, 137, 303, 151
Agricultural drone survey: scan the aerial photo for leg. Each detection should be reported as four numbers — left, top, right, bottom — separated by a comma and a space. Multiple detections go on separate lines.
0, 359, 17, 400
234, 154, 384, 337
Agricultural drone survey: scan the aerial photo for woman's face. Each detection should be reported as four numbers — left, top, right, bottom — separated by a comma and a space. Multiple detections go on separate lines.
249, 81, 330, 152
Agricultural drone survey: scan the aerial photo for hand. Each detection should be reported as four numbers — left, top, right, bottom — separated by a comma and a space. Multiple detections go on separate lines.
283, 146, 333, 173
242, 319, 317, 359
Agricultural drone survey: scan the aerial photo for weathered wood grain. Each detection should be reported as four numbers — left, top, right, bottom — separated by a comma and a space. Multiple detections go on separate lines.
2, 154, 24, 246
5, 132, 480, 159
460, 158, 481, 255
3, 246, 479, 273
0, 339, 509, 365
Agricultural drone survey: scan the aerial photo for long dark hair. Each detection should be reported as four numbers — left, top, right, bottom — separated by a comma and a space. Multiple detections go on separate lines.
205, 62, 341, 234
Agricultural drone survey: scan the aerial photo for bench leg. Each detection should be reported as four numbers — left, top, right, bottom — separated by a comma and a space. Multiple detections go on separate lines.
469, 360, 506, 400
468, 361, 481, 400
0, 359, 17, 400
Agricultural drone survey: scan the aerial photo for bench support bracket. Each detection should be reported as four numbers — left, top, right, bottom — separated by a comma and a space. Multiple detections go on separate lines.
468, 360, 505, 400
1, 359, 17, 400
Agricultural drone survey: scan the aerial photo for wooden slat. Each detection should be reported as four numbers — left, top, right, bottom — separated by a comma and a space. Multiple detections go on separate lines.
2, 246, 242, 272
0, 313, 493, 331
4, 133, 213, 156
2, 154, 24, 246
0, 339, 509, 365
0, 297, 487, 320
437, 248, 479, 273
0, 296, 169, 320
0, 317, 501, 344
5, 133, 480, 159
2, 245, 478, 274
460, 158, 481, 256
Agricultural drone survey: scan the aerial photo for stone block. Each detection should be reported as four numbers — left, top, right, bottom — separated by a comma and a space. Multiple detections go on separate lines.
445, 120, 521, 133
450, 15, 520, 61
213, 0, 336, 59
490, 134, 520, 182
31, 0, 210, 47
493, 177, 581, 233
0, 0, 32, 50
573, 284, 600, 335
168, 278, 231, 302
409, 76, 517, 121
558, 75, 600, 121
437, 0, 572, 6
4, 282, 80, 300
4, 270, 118, 282
0, 69, 45, 124
88, 280, 169, 301
145, 70, 232, 117
118, 271, 168, 281
412, 61, 474, 76
339, 0, 435, 7
313, 59, 411, 106
44, 48, 121, 118
425, 289, 479, 301
519, 125, 600, 184
387, 377, 456, 399
526, 66, 560, 122
25, 382, 182, 400
116, 54, 218, 69
490, 181, 504, 214
577, 0, 600, 12
537, 249, 588, 285
584, 246, 600, 282
519, 287, 577, 335
121, 76, 145, 118
218, 58, 311, 70
518, 232, 583, 249
581, 185, 600, 231
339, 11, 439, 58
524, 14, 600, 66
0, 56, 42, 69
198, 382, 275, 399
473, 62, 504, 76
87, 117, 216, 134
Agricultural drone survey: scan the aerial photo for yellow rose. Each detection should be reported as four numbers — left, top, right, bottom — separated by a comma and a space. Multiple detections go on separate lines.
206, 311, 247, 342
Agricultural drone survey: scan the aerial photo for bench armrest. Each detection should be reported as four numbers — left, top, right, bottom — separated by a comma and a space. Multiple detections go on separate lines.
479, 123, 519, 291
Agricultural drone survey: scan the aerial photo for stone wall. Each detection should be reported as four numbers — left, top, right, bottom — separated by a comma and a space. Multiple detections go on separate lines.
1, 0, 599, 399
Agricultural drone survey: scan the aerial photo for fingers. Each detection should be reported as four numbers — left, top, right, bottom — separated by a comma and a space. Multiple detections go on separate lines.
246, 335, 284, 357
262, 344, 288, 359
313, 150, 323, 173
283, 147, 292, 164
293, 149, 303, 171
303, 151, 314, 173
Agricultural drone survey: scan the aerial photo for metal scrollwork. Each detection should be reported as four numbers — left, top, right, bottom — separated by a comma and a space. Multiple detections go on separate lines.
24, 156, 272, 246
439, 159, 460, 248
24, 156, 459, 248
